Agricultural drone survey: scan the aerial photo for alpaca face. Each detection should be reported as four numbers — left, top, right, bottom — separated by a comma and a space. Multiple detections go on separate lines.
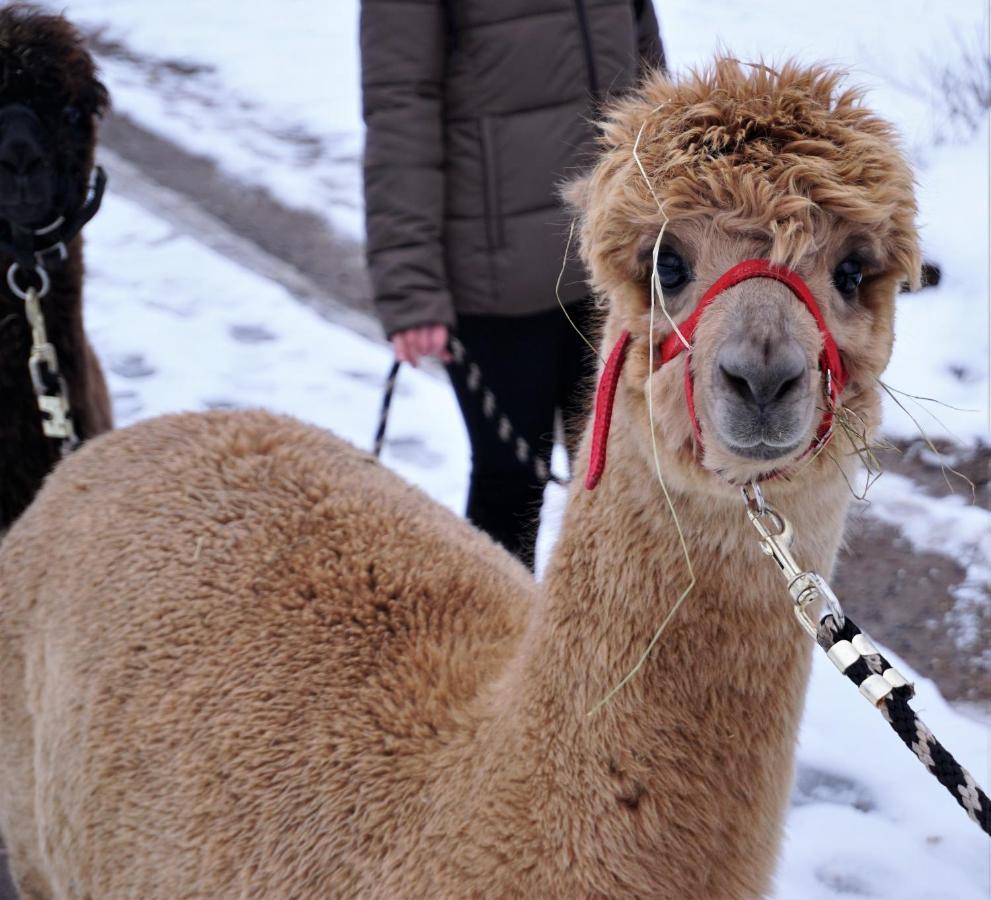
573, 60, 921, 491
0, 5, 108, 228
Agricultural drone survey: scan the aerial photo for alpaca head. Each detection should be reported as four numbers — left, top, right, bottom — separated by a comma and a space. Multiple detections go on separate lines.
572, 60, 921, 494
0, 4, 108, 229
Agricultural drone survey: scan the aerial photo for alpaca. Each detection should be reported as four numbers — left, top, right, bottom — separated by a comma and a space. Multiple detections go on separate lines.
0, 61, 919, 899
0, 4, 112, 534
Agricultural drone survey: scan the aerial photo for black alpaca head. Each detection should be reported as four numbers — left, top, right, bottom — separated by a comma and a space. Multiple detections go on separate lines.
0, 4, 108, 229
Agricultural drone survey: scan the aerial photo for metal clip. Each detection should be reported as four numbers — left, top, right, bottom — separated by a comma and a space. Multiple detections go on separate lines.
742, 485, 845, 638
788, 571, 845, 639
7, 262, 50, 300
19, 284, 79, 451
28, 343, 59, 394
37, 392, 75, 440
23, 286, 49, 346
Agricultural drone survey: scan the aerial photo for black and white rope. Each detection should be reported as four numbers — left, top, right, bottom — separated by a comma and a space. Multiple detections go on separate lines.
817, 613, 990, 836
373, 336, 569, 487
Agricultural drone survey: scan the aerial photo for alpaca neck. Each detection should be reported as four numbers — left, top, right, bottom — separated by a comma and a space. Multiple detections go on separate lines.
482, 401, 851, 896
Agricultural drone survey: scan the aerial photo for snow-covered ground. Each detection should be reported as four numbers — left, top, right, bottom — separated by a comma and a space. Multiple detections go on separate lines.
85, 190, 468, 514
37, 0, 991, 894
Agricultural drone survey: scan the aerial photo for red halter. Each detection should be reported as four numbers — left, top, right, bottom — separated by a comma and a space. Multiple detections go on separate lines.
585, 259, 846, 490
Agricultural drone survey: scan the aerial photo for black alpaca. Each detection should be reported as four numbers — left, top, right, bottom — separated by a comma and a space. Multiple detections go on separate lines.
0, 4, 112, 533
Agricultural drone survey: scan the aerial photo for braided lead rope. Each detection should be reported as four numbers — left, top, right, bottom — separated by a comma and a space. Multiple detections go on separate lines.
817, 613, 991, 836
373, 336, 569, 487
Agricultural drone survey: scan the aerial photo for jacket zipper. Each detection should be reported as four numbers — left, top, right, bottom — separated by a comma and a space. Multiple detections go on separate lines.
573, 0, 600, 97
478, 116, 504, 249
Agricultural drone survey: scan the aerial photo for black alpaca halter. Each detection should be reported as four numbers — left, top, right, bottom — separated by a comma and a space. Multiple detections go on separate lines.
0, 165, 107, 273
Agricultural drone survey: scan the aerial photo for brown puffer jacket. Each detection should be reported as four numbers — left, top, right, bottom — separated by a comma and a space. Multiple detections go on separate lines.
361, 0, 664, 336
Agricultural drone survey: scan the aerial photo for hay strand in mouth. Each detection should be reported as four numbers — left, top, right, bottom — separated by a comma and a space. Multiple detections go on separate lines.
828, 406, 886, 500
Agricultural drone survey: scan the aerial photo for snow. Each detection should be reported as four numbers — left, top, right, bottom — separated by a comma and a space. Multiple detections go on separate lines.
27, 0, 991, 894
84, 190, 468, 514
73, 0, 365, 236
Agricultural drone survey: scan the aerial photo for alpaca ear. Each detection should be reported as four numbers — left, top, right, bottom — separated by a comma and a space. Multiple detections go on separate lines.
80, 76, 111, 119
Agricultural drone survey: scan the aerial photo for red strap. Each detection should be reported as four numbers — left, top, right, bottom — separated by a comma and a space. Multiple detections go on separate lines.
585, 260, 847, 490
660, 259, 846, 456
585, 330, 631, 490
660, 258, 846, 396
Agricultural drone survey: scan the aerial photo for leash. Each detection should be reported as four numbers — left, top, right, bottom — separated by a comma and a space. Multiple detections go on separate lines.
742, 481, 990, 836
1, 166, 107, 457
372, 335, 568, 487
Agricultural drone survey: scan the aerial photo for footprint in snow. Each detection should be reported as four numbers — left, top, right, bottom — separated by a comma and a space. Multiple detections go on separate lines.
383, 436, 444, 469
110, 353, 156, 379
229, 323, 277, 344
791, 766, 876, 813
203, 398, 241, 411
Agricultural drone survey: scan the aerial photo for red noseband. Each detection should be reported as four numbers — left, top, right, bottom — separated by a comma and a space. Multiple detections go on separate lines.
585, 259, 847, 490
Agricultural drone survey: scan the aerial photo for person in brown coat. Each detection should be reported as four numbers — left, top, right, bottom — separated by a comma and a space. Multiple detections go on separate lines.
361, 0, 665, 568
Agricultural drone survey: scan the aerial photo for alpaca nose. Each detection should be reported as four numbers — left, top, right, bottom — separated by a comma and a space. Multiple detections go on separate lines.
717, 337, 807, 410
0, 136, 45, 177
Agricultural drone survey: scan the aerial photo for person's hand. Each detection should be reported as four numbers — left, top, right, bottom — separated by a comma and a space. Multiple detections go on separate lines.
391, 324, 450, 367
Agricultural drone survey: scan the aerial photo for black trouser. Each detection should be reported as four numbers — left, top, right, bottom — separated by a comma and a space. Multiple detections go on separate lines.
446, 299, 599, 570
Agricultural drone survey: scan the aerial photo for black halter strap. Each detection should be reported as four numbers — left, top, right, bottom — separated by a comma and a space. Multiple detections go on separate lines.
0, 165, 107, 270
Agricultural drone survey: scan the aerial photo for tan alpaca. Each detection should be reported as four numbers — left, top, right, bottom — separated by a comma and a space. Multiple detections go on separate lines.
0, 61, 919, 899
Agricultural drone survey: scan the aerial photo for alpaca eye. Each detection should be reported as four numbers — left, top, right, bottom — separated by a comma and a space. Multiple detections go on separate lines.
62, 105, 81, 125
654, 251, 691, 292
833, 256, 864, 299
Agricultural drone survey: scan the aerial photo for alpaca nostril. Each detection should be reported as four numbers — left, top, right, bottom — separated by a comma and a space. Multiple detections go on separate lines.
773, 371, 804, 403
720, 365, 755, 403
0, 139, 45, 178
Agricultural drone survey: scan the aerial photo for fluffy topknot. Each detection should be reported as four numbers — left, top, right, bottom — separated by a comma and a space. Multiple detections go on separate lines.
575, 58, 920, 293
0, 4, 108, 117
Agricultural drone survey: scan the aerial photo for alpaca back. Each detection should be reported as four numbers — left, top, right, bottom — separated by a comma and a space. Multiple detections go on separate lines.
0, 409, 533, 897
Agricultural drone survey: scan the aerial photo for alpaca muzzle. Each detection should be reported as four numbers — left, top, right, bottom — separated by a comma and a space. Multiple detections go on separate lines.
0, 104, 56, 226
585, 259, 847, 490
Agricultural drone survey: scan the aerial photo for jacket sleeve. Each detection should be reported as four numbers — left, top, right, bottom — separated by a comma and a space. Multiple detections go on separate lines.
634, 0, 667, 74
360, 0, 455, 337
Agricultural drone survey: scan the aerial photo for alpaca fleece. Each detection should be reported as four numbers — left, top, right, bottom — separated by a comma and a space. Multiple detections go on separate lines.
0, 60, 920, 899
0, 5, 112, 533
